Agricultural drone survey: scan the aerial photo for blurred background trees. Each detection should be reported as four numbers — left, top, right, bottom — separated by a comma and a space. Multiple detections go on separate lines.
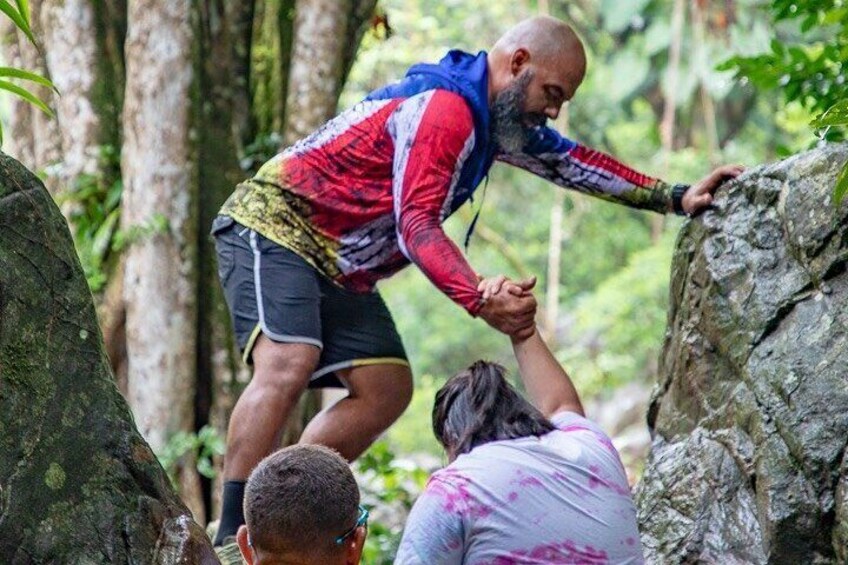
1, 0, 844, 560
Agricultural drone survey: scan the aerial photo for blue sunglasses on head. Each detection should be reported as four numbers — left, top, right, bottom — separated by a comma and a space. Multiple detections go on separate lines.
335, 505, 369, 545
247, 504, 369, 549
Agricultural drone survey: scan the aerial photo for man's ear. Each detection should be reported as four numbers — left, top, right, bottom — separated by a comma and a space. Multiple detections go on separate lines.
345, 525, 368, 564
510, 47, 530, 75
236, 525, 254, 564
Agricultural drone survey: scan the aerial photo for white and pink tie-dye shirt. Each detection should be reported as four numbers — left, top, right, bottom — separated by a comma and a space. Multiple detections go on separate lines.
395, 411, 644, 565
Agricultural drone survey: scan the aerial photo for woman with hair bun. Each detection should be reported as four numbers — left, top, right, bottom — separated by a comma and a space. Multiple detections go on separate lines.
395, 278, 644, 565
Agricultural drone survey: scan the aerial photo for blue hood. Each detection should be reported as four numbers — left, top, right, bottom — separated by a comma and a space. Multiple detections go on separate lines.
365, 50, 496, 195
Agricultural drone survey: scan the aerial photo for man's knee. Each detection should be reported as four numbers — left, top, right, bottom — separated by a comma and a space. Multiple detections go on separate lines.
251, 336, 320, 398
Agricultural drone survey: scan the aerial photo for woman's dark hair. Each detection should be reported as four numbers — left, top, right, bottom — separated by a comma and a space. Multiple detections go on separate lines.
433, 360, 556, 459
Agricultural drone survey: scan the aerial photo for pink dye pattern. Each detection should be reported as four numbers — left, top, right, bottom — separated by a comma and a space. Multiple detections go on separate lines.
516, 475, 543, 488
491, 539, 610, 565
558, 424, 619, 456
511, 469, 539, 487
428, 469, 493, 518
587, 471, 631, 497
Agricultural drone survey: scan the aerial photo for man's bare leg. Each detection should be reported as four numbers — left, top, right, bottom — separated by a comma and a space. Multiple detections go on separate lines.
224, 335, 321, 479
299, 363, 413, 461
214, 335, 319, 545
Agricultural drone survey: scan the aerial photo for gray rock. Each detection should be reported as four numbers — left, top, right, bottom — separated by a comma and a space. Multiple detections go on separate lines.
0, 153, 218, 563
636, 144, 848, 564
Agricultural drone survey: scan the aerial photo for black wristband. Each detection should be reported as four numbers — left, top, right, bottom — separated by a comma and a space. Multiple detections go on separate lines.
672, 184, 690, 216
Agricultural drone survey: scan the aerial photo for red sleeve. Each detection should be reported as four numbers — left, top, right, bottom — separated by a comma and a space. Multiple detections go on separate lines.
388, 89, 483, 315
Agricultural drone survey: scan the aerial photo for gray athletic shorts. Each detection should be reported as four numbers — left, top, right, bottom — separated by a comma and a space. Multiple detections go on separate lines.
211, 215, 409, 388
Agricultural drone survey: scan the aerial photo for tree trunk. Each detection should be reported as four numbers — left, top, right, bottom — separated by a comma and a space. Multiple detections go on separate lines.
40, 0, 103, 188
226, 0, 257, 154
251, 0, 295, 137
655, 0, 686, 242
283, 0, 376, 146
193, 0, 255, 523
691, 0, 720, 166
0, 152, 216, 563
121, 0, 203, 519
0, 17, 34, 165
12, 0, 62, 194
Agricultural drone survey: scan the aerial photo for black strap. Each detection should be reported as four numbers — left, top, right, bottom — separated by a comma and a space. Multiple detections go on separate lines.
464, 176, 489, 249
672, 183, 690, 216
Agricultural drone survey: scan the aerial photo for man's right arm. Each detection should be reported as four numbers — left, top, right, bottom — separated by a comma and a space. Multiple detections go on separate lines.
389, 90, 535, 337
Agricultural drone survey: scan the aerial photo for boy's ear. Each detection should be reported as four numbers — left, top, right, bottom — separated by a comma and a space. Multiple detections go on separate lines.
236, 525, 254, 564
345, 525, 368, 564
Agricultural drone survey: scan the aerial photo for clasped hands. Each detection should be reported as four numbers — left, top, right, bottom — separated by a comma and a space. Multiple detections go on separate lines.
477, 274, 538, 341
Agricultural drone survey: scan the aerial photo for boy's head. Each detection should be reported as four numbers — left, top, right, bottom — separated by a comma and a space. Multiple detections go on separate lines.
236, 444, 367, 564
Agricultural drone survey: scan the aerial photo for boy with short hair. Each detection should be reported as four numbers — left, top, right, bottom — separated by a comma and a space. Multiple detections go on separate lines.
220, 444, 368, 565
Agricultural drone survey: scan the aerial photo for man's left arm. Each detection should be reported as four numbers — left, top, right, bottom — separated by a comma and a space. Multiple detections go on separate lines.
497, 126, 743, 215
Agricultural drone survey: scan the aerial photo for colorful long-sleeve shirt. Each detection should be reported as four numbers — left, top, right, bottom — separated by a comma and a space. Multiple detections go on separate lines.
394, 412, 645, 565
218, 50, 673, 315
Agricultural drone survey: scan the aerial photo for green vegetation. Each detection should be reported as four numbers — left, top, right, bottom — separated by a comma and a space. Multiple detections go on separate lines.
56, 145, 122, 291
158, 425, 226, 489
720, 0, 848, 203
356, 441, 431, 564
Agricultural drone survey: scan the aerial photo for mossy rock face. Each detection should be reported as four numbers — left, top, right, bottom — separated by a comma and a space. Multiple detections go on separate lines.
636, 144, 848, 564
0, 153, 217, 563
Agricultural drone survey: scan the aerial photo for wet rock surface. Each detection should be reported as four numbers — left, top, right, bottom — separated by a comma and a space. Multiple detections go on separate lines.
636, 144, 848, 564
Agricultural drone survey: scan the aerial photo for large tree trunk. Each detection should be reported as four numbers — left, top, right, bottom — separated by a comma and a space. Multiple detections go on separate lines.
0, 152, 216, 563
121, 0, 203, 519
283, 0, 376, 146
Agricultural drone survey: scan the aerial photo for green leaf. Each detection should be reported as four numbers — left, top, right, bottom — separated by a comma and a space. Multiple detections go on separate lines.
811, 100, 848, 128
197, 458, 216, 479
0, 79, 53, 116
834, 159, 848, 206
0, 0, 34, 44
0, 66, 56, 91
91, 209, 119, 259
15, 0, 27, 26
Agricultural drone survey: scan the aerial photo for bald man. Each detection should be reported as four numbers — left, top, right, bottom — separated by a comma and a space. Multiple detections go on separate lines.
209, 15, 742, 548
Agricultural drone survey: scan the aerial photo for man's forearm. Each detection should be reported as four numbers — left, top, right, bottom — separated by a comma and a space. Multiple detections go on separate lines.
497, 128, 676, 214
400, 215, 483, 315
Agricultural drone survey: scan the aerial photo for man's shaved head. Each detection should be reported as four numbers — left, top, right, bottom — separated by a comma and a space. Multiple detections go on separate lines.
491, 15, 586, 73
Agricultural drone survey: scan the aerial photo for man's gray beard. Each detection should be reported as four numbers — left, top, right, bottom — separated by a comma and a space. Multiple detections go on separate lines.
490, 70, 537, 154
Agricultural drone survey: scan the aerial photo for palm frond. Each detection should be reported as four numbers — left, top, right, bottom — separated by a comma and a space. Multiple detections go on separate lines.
0, 0, 34, 44
0, 79, 54, 117
0, 67, 57, 92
